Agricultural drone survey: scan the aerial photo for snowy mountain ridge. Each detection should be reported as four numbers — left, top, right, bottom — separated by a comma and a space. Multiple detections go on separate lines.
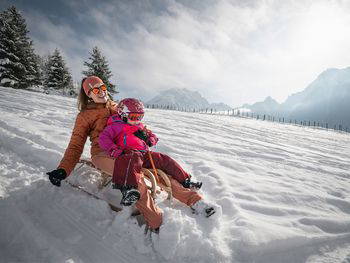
0, 86, 350, 263
146, 88, 232, 110
243, 67, 350, 127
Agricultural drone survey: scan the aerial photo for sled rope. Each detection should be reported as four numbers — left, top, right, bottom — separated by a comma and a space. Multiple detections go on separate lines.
148, 151, 160, 183
147, 152, 173, 201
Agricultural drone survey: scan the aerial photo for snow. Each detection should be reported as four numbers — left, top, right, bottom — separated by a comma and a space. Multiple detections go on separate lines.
1, 86, 350, 263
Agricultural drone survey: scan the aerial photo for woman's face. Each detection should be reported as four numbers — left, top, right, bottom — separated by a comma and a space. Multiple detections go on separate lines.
89, 88, 108, 103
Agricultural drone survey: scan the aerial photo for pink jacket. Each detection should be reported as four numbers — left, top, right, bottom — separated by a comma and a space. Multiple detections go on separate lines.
98, 114, 158, 157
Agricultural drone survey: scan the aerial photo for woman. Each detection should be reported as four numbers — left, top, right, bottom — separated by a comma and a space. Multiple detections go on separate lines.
47, 76, 118, 186
47, 76, 215, 231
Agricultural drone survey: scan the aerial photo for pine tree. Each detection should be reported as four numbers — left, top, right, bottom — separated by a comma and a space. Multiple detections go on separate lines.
44, 49, 75, 96
38, 54, 50, 87
82, 46, 117, 94
0, 6, 41, 89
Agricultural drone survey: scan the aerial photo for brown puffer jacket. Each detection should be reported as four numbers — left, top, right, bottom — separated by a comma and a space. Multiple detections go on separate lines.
58, 101, 117, 176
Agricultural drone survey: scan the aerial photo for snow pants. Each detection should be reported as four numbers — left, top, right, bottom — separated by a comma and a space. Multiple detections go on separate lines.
112, 151, 190, 187
92, 152, 202, 229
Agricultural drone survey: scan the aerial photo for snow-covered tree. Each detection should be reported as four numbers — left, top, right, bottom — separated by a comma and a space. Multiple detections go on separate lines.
0, 6, 41, 89
38, 54, 50, 86
82, 46, 117, 94
44, 49, 75, 96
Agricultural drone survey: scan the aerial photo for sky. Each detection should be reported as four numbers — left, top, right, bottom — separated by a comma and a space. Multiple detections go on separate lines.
1, 0, 350, 107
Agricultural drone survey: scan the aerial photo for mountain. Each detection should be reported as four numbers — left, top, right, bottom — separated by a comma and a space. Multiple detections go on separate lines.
281, 67, 350, 126
209, 102, 232, 111
242, 96, 280, 115
243, 67, 350, 127
146, 88, 232, 110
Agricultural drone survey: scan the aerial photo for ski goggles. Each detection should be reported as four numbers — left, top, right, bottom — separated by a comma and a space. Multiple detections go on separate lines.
89, 84, 107, 95
127, 113, 144, 121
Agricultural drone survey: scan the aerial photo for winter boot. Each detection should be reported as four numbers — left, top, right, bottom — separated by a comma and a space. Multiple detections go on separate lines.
190, 200, 216, 218
182, 177, 202, 190
120, 186, 141, 206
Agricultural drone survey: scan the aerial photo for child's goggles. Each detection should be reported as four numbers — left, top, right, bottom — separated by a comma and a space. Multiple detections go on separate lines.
89, 84, 107, 95
127, 113, 144, 121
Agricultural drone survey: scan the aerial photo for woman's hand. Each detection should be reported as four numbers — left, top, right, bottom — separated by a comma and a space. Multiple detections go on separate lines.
46, 168, 67, 187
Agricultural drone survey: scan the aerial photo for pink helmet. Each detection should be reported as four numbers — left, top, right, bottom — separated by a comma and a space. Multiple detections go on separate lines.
117, 98, 145, 120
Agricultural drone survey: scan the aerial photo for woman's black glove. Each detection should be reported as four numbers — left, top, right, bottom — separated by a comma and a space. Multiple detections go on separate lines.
46, 168, 67, 187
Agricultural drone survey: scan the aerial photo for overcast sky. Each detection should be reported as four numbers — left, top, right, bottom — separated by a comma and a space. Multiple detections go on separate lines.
2, 0, 350, 106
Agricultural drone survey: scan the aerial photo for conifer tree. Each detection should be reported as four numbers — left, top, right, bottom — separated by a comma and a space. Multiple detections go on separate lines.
82, 46, 117, 94
0, 6, 41, 89
44, 49, 75, 96
38, 54, 49, 87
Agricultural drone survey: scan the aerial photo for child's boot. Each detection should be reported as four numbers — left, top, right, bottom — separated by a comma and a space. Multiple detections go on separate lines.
114, 184, 141, 206
181, 177, 202, 190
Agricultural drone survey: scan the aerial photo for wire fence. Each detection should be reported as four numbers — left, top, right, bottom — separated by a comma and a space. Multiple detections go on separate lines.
145, 104, 350, 134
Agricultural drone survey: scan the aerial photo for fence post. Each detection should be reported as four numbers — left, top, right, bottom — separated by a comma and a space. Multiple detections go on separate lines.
257, 114, 259, 120
263, 115, 266, 121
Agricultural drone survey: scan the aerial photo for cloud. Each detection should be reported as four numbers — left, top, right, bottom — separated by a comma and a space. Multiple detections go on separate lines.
22, 0, 350, 106
25, 10, 85, 82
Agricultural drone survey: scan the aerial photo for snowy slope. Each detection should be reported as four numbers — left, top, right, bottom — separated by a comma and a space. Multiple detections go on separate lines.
1, 87, 350, 263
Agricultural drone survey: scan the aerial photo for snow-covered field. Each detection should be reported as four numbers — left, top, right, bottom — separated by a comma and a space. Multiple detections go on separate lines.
1, 86, 350, 263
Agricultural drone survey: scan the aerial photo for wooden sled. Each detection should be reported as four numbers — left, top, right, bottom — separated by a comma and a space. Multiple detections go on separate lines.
74, 158, 173, 204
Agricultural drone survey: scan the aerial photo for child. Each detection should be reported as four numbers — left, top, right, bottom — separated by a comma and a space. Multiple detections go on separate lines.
99, 98, 215, 229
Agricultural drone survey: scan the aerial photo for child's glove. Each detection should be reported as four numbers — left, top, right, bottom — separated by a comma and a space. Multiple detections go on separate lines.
133, 129, 148, 142
109, 145, 123, 158
134, 128, 158, 147
146, 137, 157, 147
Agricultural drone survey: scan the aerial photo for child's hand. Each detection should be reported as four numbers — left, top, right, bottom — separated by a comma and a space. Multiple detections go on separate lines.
144, 127, 158, 147
133, 129, 148, 142
146, 137, 157, 147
